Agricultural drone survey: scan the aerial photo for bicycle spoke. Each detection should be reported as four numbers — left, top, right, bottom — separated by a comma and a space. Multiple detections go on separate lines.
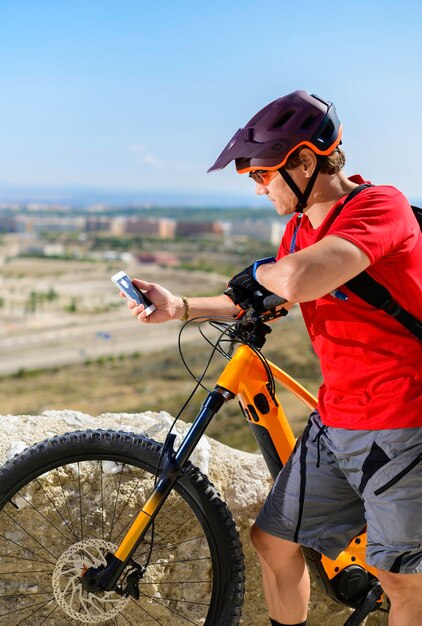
119, 611, 136, 625
0, 596, 56, 619
147, 555, 210, 566
0, 434, 244, 624
141, 592, 210, 607
4, 492, 69, 559
54, 467, 80, 541
135, 531, 206, 564
0, 528, 56, 565
141, 579, 211, 586
112, 487, 186, 545
15, 596, 57, 625
150, 511, 197, 547
0, 568, 53, 575
0, 552, 54, 566
134, 511, 198, 562
13, 489, 73, 546
107, 468, 151, 541
136, 593, 203, 625
0, 590, 52, 600
37, 602, 60, 625
35, 477, 79, 543
106, 463, 125, 542
2, 508, 63, 561
77, 462, 83, 541
129, 597, 165, 625
100, 461, 105, 540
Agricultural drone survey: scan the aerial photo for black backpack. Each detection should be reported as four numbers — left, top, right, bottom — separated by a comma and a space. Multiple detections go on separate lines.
337, 184, 422, 341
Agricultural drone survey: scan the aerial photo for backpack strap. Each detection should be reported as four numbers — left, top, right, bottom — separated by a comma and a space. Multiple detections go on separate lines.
341, 182, 373, 205
410, 205, 422, 229
339, 184, 422, 341
346, 271, 422, 340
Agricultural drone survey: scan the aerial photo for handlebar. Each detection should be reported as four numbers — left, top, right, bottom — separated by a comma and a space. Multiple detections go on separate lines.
224, 286, 288, 323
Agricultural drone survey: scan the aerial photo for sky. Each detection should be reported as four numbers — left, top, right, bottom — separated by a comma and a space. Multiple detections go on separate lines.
1, 0, 422, 204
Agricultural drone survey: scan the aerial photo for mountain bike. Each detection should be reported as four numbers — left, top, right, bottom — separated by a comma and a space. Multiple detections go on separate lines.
0, 288, 387, 625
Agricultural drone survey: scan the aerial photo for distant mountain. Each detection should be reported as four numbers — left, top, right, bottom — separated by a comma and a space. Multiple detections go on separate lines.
0, 182, 261, 208
1, 181, 420, 211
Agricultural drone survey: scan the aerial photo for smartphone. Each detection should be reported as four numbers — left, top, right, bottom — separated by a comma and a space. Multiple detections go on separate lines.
111, 271, 156, 316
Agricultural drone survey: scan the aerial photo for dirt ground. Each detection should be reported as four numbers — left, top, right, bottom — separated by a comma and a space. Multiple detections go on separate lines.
0, 253, 227, 375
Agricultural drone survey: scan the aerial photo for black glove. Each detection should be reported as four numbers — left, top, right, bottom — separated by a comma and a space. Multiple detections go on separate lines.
226, 257, 280, 313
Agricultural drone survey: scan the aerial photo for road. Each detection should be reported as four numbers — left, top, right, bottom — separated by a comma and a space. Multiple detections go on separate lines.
0, 313, 201, 375
0, 259, 228, 376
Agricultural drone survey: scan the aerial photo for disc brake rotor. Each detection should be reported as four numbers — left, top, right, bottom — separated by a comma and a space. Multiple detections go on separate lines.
52, 539, 130, 623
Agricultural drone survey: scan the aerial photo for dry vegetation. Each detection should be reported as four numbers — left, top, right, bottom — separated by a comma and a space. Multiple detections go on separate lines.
0, 313, 321, 451
0, 239, 322, 451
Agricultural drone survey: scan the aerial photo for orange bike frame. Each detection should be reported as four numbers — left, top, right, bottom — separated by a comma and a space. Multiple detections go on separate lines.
216, 344, 378, 581
93, 340, 377, 595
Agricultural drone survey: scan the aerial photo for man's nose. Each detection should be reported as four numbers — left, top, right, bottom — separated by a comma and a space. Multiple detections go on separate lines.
255, 183, 268, 196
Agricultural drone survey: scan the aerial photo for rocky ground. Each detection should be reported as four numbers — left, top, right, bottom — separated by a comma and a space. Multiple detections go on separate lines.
0, 410, 388, 625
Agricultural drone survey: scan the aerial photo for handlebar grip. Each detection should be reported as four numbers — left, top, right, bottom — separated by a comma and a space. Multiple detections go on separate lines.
263, 293, 288, 310
225, 286, 287, 313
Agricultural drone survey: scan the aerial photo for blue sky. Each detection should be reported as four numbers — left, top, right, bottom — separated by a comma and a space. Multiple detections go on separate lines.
1, 0, 421, 202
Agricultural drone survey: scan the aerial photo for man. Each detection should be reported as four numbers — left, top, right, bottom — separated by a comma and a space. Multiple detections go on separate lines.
127, 90, 422, 625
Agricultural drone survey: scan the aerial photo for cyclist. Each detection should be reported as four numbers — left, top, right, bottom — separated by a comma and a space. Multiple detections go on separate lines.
127, 90, 422, 626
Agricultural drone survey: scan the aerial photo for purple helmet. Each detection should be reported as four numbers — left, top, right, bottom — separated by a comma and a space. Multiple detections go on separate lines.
207, 90, 342, 174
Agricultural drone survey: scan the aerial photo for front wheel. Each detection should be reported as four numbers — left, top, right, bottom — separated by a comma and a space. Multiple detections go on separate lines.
0, 429, 244, 625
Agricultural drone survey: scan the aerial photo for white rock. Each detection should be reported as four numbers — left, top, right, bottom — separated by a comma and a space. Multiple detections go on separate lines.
0, 411, 387, 626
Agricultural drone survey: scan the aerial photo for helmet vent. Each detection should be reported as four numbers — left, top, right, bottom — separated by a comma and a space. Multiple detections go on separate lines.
318, 119, 335, 142
301, 114, 317, 130
272, 110, 294, 128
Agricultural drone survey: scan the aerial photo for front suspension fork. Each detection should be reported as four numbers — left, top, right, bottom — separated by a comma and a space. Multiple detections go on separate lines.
82, 386, 233, 593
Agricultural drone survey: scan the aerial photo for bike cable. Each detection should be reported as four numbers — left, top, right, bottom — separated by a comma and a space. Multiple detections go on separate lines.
145, 315, 276, 573
177, 316, 238, 387
156, 315, 248, 474
140, 317, 238, 573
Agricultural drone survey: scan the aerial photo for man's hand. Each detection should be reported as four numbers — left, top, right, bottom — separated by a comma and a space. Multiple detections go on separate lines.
123, 279, 184, 324
226, 257, 285, 313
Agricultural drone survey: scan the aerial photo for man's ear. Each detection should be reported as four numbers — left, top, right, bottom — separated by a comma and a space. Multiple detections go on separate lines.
299, 148, 318, 178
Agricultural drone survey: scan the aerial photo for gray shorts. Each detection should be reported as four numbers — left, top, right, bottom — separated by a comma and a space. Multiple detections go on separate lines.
256, 411, 422, 573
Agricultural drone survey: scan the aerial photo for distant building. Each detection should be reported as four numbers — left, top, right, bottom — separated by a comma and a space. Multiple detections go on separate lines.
110, 217, 126, 236
86, 216, 112, 232
18, 242, 65, 256
16, 215, 86, 233
137, 252, 179, 266
0, 216, 18, 233
175, 221, 224, 237
44, 243, 65, 256
111, 217, 176, 238
230, 219, 287, 245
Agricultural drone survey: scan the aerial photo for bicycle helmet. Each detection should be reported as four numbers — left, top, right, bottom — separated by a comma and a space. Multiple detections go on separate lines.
207, 90, 343, 211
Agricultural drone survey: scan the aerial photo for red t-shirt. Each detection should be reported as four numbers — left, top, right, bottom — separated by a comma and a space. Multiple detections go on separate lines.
277, 176, 422, 430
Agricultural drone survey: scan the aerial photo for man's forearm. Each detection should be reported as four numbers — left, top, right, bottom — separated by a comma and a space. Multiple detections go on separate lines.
256, 236, 371, 303
179, 294, 240, 321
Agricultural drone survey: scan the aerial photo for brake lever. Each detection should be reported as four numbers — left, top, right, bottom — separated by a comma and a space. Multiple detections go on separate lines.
224, 286, 288, 320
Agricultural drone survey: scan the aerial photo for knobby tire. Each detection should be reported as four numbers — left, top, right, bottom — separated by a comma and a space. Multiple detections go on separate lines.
0, 429, 244, 625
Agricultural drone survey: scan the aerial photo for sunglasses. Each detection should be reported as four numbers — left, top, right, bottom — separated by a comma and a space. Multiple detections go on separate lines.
248, 169, 279, 185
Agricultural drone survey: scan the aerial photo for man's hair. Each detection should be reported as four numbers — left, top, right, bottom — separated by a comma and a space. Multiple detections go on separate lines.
285, 146, 346, 174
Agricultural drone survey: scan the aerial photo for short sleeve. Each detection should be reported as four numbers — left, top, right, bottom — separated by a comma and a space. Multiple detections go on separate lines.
329, 186, 417, 264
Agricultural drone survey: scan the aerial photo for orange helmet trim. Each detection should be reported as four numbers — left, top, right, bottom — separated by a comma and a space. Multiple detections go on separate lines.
236, 125, 343, 174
